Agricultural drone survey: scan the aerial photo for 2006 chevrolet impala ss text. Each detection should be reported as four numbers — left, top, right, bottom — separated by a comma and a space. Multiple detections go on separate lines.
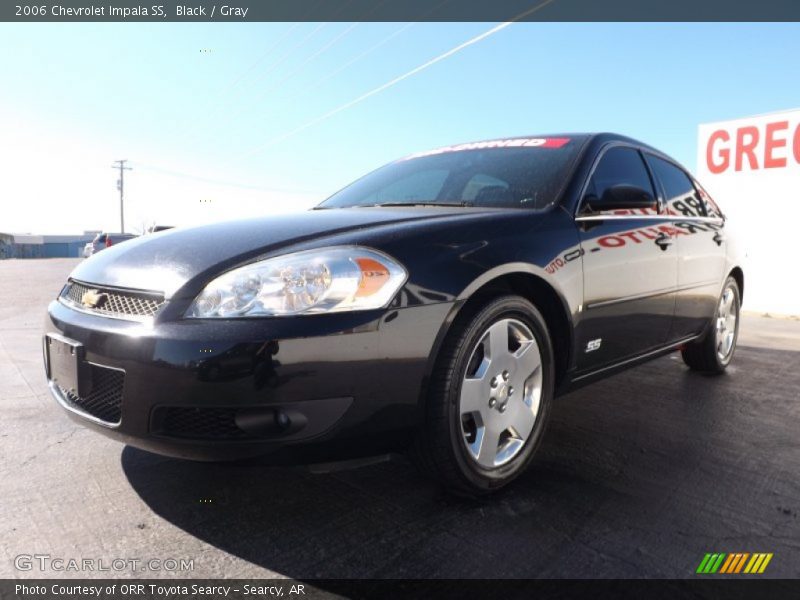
43, 133, 744, 495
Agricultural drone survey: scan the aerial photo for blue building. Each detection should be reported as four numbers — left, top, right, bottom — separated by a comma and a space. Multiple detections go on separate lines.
0, 233, 98, 259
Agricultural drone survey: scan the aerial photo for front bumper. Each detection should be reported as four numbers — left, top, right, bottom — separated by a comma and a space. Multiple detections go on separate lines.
44, 298, 453, 462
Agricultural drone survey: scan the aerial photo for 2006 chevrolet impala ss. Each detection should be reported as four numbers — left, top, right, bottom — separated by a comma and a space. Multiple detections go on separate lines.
43, 133, 744, 495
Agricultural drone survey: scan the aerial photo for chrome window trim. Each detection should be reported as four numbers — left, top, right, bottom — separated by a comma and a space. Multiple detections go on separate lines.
574, 214, 724, 224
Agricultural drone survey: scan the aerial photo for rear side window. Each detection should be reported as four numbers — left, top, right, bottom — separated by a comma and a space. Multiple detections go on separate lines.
583, 146, 655, 214
694, 180, 723, 219
646, 155, 707, 217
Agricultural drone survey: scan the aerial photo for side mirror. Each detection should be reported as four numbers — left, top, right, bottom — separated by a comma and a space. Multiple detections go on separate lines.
584, 184, 657, 212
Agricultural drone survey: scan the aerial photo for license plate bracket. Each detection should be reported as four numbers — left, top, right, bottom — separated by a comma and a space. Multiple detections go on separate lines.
45, 334, 91, 397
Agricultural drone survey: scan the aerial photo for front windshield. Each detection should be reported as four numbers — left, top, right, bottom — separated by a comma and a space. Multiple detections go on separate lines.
318, 136, 585, 210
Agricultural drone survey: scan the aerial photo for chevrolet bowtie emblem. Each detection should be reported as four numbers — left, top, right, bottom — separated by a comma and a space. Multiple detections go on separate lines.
81, 289, 107, 308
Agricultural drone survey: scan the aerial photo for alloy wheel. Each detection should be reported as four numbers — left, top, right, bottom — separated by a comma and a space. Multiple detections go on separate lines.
459, 318, 543, 468
715, 286, 738, 363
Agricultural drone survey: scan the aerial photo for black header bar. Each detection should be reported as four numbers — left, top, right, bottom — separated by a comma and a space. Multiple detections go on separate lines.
3, 0, 800, 22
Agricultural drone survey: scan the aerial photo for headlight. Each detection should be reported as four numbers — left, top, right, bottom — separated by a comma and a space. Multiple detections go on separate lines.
186, 246, 407, 318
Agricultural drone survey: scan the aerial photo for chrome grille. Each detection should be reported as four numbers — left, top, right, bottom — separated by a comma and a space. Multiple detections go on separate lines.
58, 364, 125, 424
62, 281, 165, 320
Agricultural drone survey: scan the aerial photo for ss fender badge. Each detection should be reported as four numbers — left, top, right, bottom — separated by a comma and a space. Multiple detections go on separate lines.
586, 339, 602, 353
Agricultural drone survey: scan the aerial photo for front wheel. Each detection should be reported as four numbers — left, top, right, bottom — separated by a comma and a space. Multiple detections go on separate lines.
416, 295, 554, 496
681, 276, 741, 374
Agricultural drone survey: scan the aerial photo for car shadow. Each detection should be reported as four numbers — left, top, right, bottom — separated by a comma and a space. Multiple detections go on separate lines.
121, 346, 800, 580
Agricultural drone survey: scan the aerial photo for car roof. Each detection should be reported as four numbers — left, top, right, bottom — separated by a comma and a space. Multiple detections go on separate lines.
585, 132, 664, 154
584, 132, 690, 171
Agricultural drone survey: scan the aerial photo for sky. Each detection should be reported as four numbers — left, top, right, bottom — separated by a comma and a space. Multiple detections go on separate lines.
1, 22, 799, 234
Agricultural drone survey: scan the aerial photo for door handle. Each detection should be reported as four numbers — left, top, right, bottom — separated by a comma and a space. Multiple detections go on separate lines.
713, 231, 725, 246
654, 233, 673, 250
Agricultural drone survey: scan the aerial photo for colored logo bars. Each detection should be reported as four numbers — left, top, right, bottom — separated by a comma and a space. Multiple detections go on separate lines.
696, 553, 773, 574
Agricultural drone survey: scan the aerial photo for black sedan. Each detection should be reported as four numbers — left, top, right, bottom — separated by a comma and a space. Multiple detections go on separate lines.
43, 133, 744, 495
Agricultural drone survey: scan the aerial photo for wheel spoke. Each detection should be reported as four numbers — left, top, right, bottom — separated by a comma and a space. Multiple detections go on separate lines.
514, 340, 541, 380
487, 320, 510, 359
465, 425, 485, 463
477, 422, 502, 468
460, 377, 487, 415
715, 285, 738, 362
508, 400, 537, 439
494, 433, 524, 467
722, 289, 735, 314
723, 332, 734, 356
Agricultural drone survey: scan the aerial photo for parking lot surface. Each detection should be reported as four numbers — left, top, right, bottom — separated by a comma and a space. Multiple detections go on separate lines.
1, 258, 799, 580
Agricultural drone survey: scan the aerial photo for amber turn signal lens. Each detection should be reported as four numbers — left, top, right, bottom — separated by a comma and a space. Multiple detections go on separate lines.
355, 258, 391, 297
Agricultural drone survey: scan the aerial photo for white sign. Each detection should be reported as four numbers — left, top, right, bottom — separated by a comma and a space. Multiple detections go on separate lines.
697, 109, 800, 316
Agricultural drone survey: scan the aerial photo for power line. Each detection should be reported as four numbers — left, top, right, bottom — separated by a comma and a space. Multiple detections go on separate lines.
111, 160, 132, 233
175, 22, 330, 153
279, 22, 415, 105
136, 0, 543, 195
160, 4, 441, 181
230, 0, 557, 163
198, 0, 329, 112
254, 23, 360, 99
211, 0, 445, 136
228, 0, 360, 100
139, 22, 399, 192
208, 22, 359, 137
232, 22, 329, 99
207, 23, 302, 107
191, 2, 391, 147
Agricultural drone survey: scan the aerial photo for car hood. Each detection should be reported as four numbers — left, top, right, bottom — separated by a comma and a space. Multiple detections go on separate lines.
69, 207, 496, 298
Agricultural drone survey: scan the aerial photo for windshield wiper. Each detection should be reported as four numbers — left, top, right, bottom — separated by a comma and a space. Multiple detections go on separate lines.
361, 201, 474, 208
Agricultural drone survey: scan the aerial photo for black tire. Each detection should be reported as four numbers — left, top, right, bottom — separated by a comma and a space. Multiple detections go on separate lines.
681, 276, 741, 374
414, 295, 555, 497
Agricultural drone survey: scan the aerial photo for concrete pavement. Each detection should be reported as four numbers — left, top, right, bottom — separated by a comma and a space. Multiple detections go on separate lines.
1, 258, 798, 581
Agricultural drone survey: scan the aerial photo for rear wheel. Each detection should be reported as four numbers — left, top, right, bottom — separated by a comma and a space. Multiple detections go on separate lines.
416, 295, 554, 496
681, 276, 740, 374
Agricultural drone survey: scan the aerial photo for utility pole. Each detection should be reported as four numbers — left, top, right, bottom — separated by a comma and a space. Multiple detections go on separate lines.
111, 160, 132, 233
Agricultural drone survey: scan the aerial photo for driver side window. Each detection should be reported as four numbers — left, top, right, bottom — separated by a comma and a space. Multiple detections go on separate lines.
583, 146, 657, 215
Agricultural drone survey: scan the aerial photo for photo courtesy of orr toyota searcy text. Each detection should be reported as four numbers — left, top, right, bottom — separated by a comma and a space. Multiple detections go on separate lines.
14, 584, 296, 597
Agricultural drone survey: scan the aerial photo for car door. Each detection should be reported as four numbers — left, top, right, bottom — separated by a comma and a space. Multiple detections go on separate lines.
644, 154, 727, 339
575, 145, 678, 373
